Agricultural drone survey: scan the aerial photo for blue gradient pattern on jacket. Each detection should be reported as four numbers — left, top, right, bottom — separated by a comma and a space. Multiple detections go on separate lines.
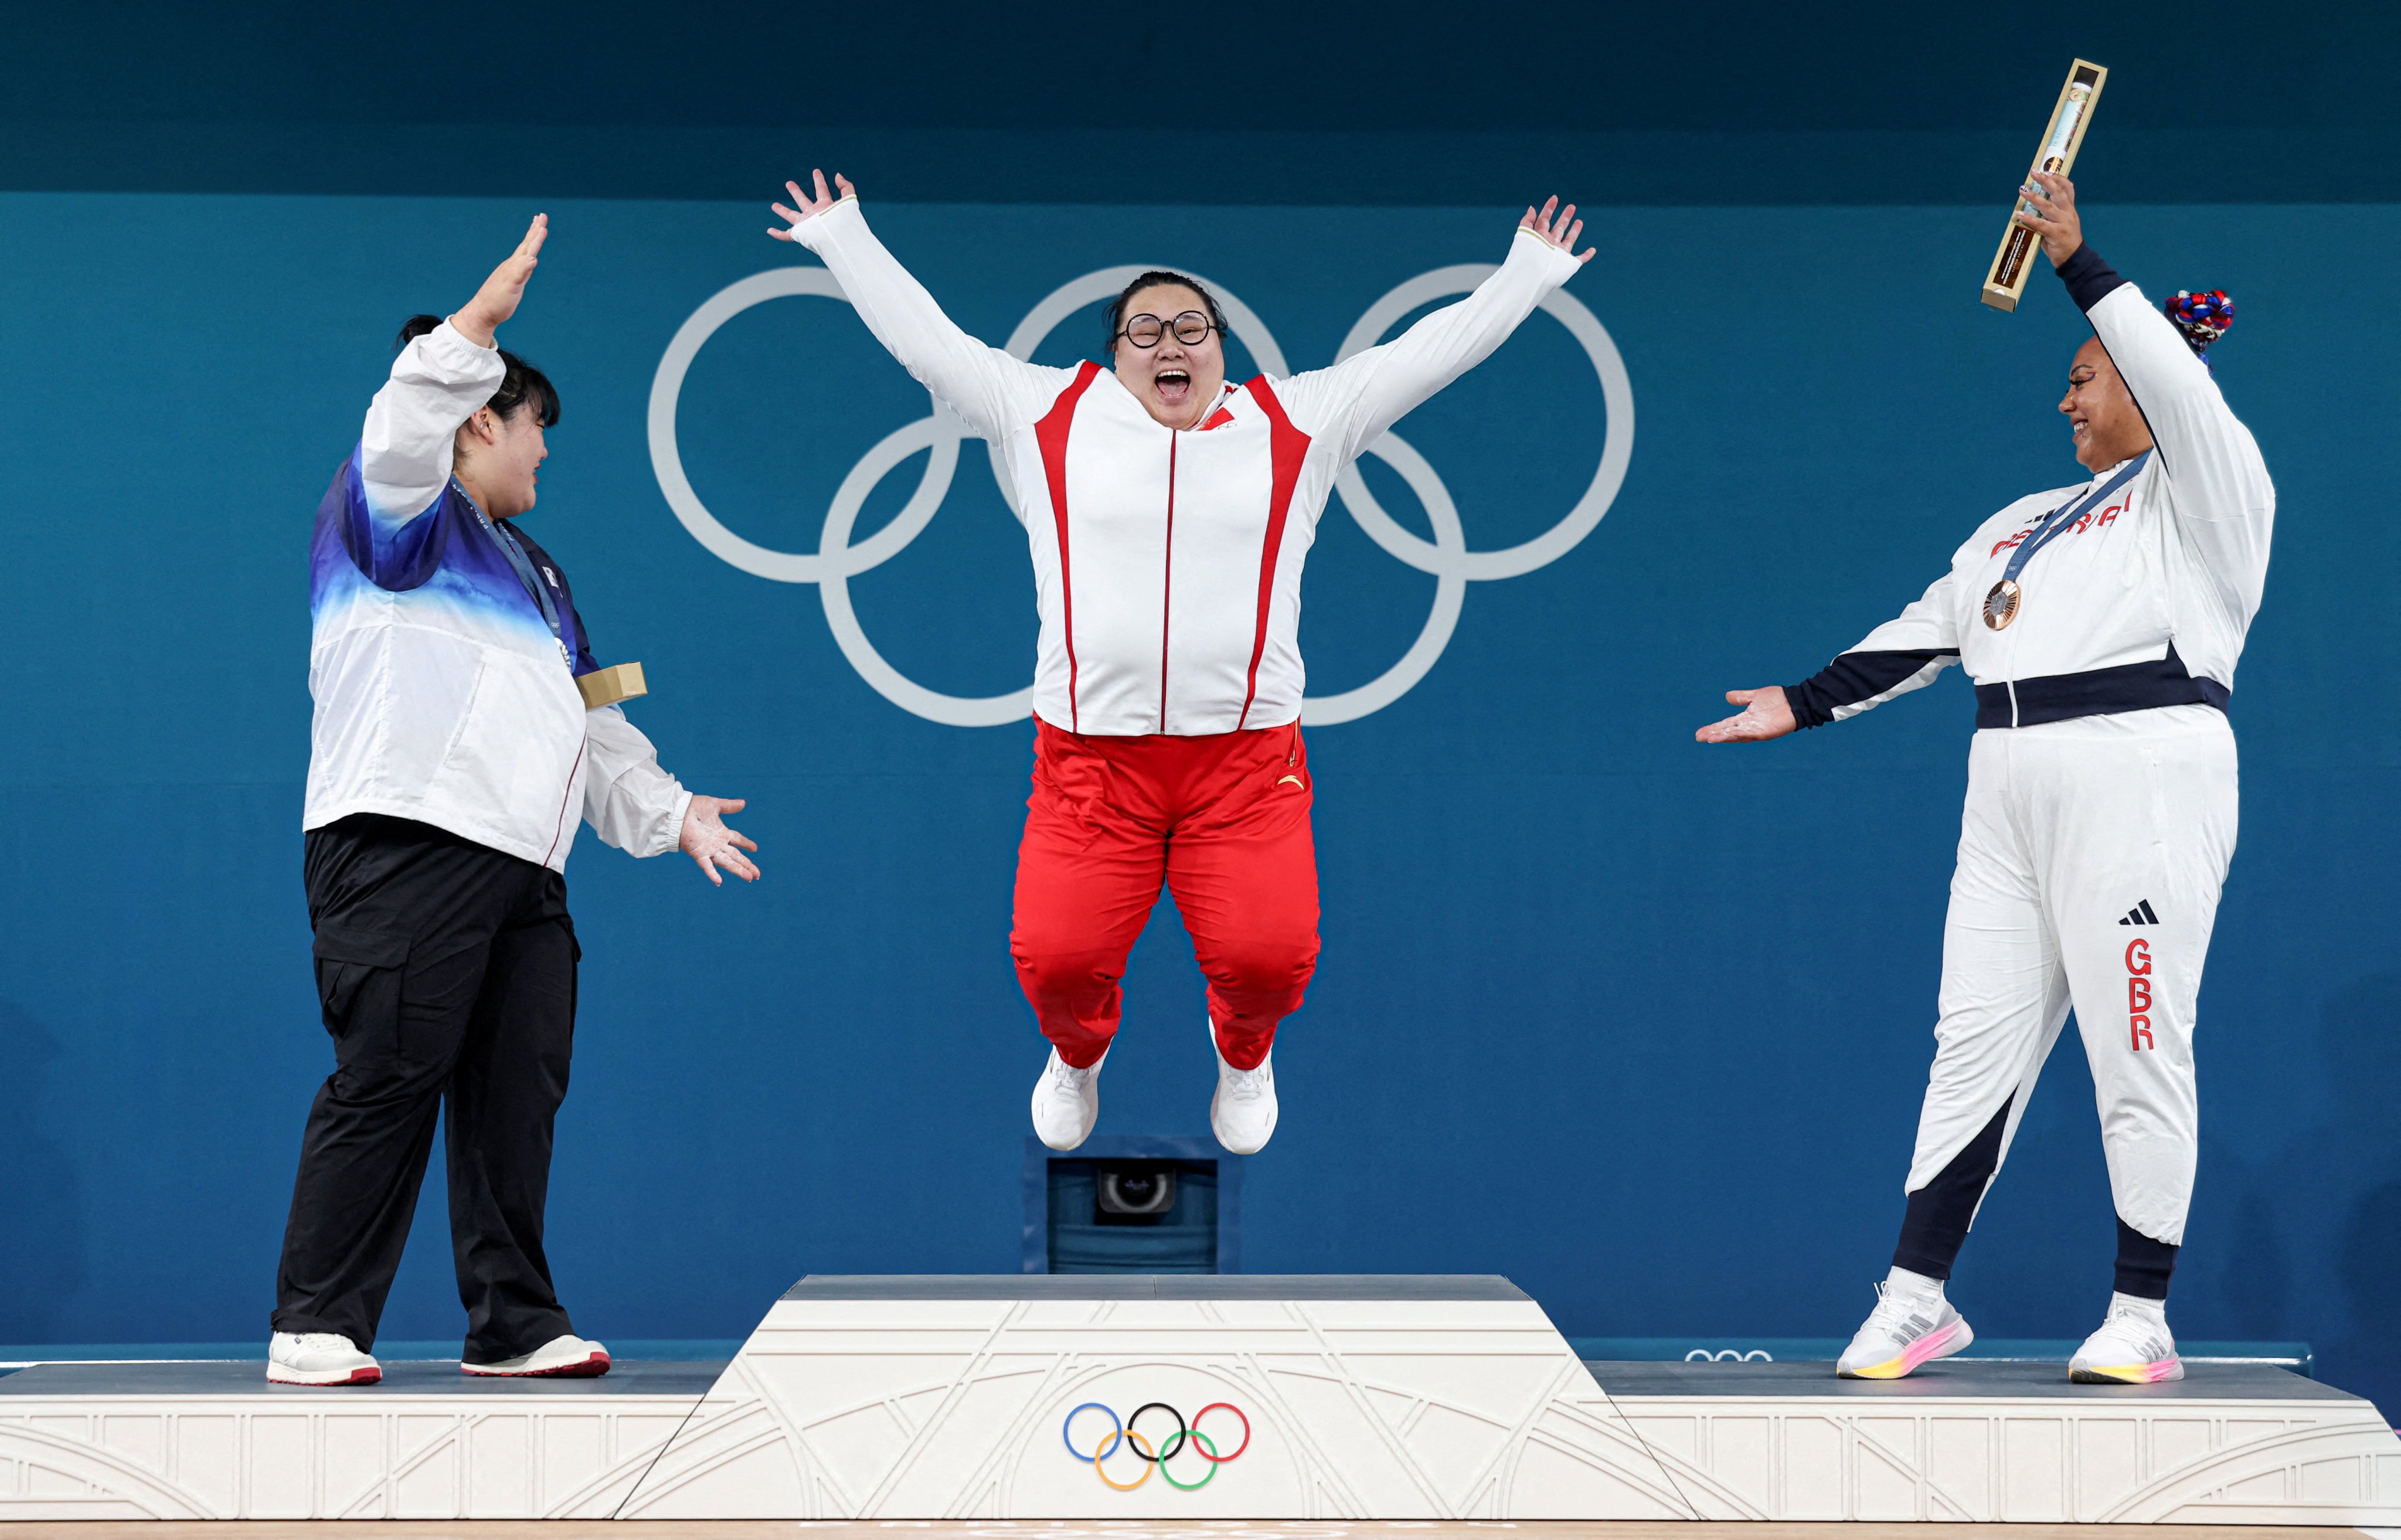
308, 447, 594, 674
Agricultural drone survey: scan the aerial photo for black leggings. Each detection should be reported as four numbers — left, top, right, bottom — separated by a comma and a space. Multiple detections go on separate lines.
1893, 1095, 2179, 1301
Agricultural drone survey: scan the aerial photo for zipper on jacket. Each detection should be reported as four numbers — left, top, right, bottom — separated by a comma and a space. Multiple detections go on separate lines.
1158, 429, 1178, 733
541, 737, 588, 869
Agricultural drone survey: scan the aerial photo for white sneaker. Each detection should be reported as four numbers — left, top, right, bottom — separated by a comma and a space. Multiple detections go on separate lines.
461, 1333, 611, 1378
266, 1331, 382, 1386
2070, 1294, 2183, 1383
1207, 1017, 1278, 1155
1031, 1046, 1104, 1151
1835, 1281, 1974, 1379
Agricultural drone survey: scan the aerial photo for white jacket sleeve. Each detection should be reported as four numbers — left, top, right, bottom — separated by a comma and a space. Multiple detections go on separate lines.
1271, 228, 1583, 463
789, 196, 1077, 441
2069, 253, 2275, 627
359, 320, 504, 524
1784, 563, 1966, 729
581, 706, 693, 858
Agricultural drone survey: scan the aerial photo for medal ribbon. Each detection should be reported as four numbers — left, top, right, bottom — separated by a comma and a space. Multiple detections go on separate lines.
458, 481, 573, 669
1998, 450, 2151, 587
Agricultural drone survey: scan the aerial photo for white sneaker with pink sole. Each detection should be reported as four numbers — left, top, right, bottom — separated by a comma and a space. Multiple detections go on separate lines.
1836, 1280, 1974, 1379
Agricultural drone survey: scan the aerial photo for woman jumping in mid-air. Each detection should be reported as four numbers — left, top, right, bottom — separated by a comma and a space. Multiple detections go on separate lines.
770, 169, 1591, 1155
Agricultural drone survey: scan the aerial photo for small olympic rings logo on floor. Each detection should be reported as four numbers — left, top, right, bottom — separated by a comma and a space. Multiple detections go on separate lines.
1062, 1400, 1251, 1490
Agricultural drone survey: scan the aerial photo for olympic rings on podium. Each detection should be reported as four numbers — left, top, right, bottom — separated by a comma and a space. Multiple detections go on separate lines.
1159, 1431, 1220, 1489
1125, 1401, 1185, 1460
650, 259, 1633, 729
1097, 1429, 1156, 1490
1063, 1402, 1121, 1461
1189, 1402, 1250, 1460
1062, 1400, 1250, 1490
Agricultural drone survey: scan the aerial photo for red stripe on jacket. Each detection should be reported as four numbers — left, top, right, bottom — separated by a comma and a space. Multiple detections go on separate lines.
1236, 376, 1312, 730
1034, 361, 1104, 731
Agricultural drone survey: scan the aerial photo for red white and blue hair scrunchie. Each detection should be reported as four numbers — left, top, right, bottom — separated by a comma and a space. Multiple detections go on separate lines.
2164, 289, 2235, 367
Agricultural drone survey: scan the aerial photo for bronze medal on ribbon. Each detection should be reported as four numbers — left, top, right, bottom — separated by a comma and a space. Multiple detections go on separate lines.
1984, 579, 2022, 630
1979, 452, 2152, 637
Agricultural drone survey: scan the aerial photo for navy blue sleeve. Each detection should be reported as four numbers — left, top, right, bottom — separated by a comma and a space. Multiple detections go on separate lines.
1786, 650, 1959, 730
2055, 243, 2128, 314
332, 448, 453, 593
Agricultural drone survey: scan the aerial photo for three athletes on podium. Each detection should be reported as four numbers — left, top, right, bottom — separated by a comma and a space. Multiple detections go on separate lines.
265, 161, 2267, 1387
268, 217, 761, 1386
1699, 172, 2272, 1383
769, 171, 1591, 1157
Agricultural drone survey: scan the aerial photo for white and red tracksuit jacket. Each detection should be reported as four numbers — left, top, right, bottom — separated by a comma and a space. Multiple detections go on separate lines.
791, 196, 1583, 736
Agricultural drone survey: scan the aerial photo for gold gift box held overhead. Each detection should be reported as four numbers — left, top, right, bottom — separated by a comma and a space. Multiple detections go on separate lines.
577, 661, 648, 710
1982, 59, 2108, 312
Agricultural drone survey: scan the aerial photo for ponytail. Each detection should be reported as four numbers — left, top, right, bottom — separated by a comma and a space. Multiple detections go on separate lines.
394, 313, 560, 426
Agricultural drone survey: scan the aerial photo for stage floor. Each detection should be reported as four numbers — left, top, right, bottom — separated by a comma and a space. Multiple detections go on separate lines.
0, 1359, 723, 1399
0, 1519, 2384, 1538
0, 1355, 2363, 1402
1586, 1359, 2371, 1400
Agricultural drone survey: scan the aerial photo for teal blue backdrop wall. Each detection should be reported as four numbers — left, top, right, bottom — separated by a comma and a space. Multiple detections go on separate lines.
0, 188, 2395, 1415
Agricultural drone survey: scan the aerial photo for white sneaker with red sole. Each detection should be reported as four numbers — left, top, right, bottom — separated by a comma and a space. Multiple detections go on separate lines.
266, 1331, 382, 1385
461, 1334, 611, 1378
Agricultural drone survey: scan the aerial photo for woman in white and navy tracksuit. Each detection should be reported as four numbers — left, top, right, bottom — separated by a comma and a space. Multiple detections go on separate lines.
1699, 174, 2271, 1383
271, 222, 754, 1385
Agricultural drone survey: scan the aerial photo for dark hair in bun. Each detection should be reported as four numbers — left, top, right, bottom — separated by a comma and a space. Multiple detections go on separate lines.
395, 313, 561, 426
2161, 290, 2235, 370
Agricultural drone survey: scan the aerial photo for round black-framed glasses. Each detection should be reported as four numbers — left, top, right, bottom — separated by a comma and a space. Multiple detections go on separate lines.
1116, 310, 1216, 349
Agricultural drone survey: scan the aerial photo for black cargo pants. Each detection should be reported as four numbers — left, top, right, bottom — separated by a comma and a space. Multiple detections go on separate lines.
273, 813, 580, 1362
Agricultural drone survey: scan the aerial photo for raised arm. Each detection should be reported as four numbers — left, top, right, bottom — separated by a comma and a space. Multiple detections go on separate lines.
1696, 566, 1964, 743
771, 171, 1073, 441
2018, 172, 2274, 623
347, 215, 545, 589
1274, 198, 1590, 462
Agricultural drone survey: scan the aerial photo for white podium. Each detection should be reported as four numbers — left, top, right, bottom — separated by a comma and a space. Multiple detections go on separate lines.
4, 1274, 2397, 1523
621, 1275, 2401, 1524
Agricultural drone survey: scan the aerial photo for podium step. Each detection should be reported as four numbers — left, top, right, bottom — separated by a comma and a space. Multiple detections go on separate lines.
617, 1276, 2401, 1524
4, 1276, 2395, 1523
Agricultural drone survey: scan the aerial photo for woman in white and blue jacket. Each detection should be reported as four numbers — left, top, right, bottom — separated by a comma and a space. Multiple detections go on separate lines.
270, 216, 759, 1387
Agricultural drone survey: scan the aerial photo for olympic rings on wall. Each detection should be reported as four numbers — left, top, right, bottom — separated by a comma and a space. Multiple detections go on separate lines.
1062, 1400, 1251, 1490
649, 257, 1633, 727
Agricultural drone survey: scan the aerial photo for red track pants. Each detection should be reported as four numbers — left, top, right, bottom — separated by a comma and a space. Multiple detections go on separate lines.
1011, 719, 1320, 1072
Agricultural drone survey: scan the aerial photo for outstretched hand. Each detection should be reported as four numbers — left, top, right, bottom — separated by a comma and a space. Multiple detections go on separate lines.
768, 169, 857, 241
1520, 196, 1596, 265
1695, 686, 1798, 744
453, 214, 547, 348
2013, 169, 2084, 269
681, 795, 761, 886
